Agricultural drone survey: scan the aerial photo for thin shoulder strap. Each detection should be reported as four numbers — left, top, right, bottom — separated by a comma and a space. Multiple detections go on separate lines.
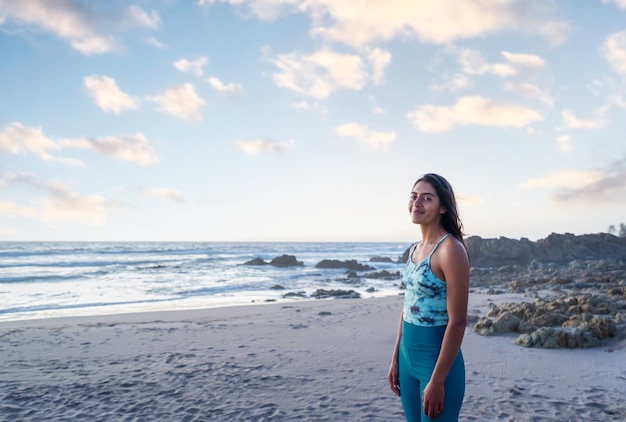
428, 233, 451, 259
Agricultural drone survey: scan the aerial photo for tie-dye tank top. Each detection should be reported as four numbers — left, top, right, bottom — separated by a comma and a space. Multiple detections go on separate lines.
402, 233, 451, 327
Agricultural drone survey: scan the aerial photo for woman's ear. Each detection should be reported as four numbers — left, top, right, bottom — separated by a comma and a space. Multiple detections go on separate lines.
440, 208, 446, 214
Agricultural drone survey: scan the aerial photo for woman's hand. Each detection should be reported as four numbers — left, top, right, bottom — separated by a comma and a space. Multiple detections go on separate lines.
422, 379, 444, 419
387, 360, 400, 396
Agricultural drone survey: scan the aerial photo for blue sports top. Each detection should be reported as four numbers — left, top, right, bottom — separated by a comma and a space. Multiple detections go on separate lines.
402, 233, 451, 327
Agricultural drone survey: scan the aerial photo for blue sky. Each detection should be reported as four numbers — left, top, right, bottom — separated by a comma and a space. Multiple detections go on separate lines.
1, 0, 625, 242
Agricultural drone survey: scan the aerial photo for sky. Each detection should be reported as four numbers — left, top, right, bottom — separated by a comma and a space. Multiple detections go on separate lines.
0, 0, 625, 243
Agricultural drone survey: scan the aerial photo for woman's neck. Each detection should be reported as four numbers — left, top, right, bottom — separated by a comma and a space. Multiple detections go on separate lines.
419, 224, 446, 244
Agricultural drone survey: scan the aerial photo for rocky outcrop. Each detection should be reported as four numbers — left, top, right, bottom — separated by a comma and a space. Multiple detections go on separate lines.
514, 327, 601, 348
243, 254, 303, 267
270, 255, 304, 267
466, 233, 626, 268
310, 289, 361, 299
466, 236, 534, 267
243, 258, 267, 266
468, 233, 626, 348
314, 259, 374, 271
473, 293, 625, 348
362, 270, 401, 280
369, 256, 394, 263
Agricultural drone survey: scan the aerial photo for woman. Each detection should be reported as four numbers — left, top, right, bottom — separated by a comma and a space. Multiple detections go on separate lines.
388, 173, 470, 421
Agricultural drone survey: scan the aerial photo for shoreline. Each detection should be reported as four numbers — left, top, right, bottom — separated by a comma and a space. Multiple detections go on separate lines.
0, 288, 402, 324
2, 295, 625, 421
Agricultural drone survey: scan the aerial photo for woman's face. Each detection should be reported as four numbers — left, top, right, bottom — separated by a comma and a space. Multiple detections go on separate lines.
408, 181, 445, 225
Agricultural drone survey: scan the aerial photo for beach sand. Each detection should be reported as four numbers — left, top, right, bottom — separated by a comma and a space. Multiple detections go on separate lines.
1, 295, 625, 421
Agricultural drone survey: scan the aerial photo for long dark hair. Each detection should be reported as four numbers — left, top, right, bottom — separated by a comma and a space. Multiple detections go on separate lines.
414, 173, 467, 251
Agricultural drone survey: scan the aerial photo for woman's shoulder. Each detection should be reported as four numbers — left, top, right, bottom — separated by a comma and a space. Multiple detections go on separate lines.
439, 234, 469, 261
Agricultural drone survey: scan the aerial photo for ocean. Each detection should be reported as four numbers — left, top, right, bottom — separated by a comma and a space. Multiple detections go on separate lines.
0, 242, 409, 322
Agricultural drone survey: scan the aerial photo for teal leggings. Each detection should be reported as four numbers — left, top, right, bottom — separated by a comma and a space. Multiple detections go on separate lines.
399, 321, 465, 422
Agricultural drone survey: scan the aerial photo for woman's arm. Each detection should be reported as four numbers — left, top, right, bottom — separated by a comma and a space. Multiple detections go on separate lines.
387, 310, 404, 396
422, 238, 470, 418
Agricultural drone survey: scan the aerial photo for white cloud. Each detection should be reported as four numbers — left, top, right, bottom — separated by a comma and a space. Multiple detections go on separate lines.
505, 82, 555, 106
457, 193, 484, 208
0, 122, 82, 166
457, 48, 545, 77
301, 0, 568, 47
366, 95, 386, 114
174, 57, 209, 77
61, 133, 159, 167
557, 134, 573, 152
143, 188, 184, 202
519, 170, 603, 190
144, 36, 168, 49
560, 110, 605, 130
371, 106, 385, 114
602, 30, 626, 75
0, 123, 158, 167
519, 157, 626, 203
128, 5, 161, 29
149, 84, 205, 121
208, 77, 244, 96
602, 0, 626, 9
0, 122, 59, 157
0, 0, 116, 55
335, 123, 396, 150
501, 51, 545, 68
267, 47, 368, 99
199, 0, 567, 47
406, 96, 542, 133
234, 138, 295, 155
0, 172, 118, 225
40, 181, 114, 225
456, 48, 491, 75
71, 36, 116, 56
290, 101, 328, 116
84, 75, 139, 114
0, 0, 160, 55
366, 48, 392, 85
198, 0, 299, 21
0, 201, 37, 218
431, 74, 471, 93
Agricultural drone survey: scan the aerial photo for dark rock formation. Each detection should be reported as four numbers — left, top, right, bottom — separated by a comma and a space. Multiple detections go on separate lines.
466, 232, 626, 348
473, 293, 625, 348
344, 269, 401, 281
314, 259, 374, 271
400, 232, 626, 268
369, 256, 394, 263
269, 254, 304, 267
243, 258, 268, 266
466, 233, 626, 268
244, 254, 304, 267
466, 236, 534, 267
282, 291, 307, 298
311, 289, 361, 299
362, 270, 401, 280
399, 248, 411, 264
514, 327, 601, 348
